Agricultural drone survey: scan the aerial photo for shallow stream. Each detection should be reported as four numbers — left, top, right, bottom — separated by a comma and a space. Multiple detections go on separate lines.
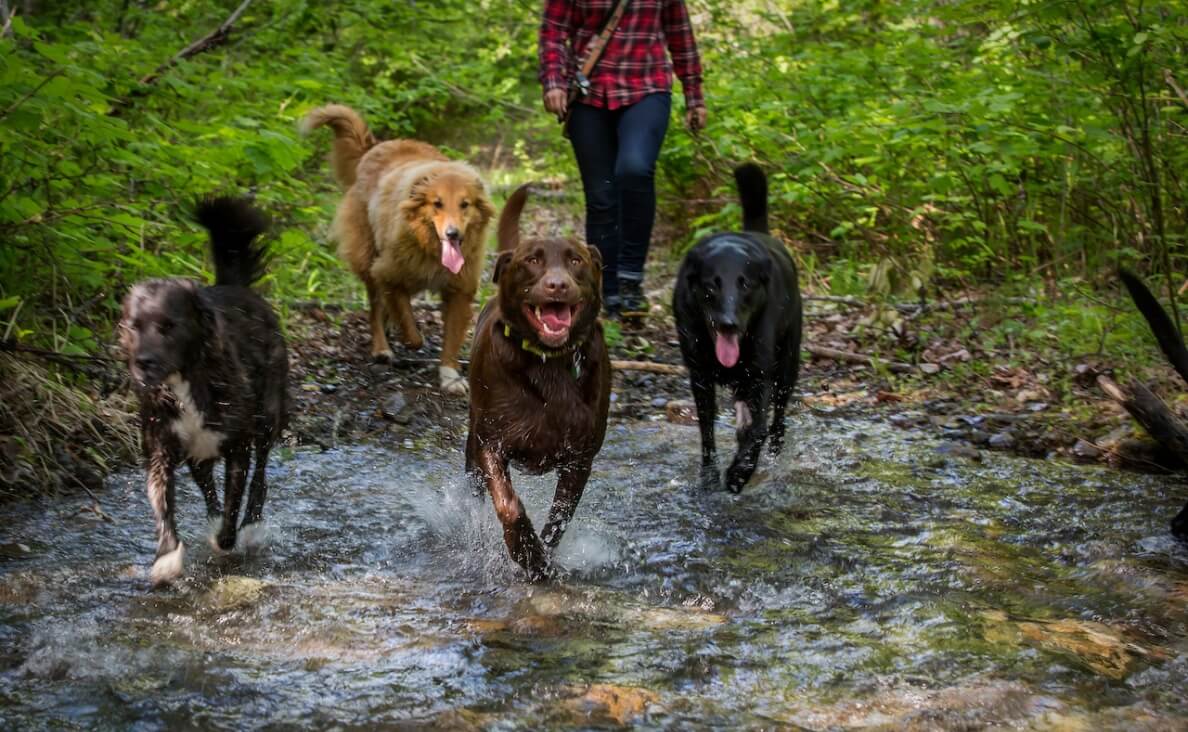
2, 415, 1187, 729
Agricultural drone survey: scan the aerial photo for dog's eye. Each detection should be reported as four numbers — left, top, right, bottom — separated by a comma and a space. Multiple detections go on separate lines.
570, 256, 582, 267
738, 277, 749, 290
433, 200, 443, 209
526, 256, 540, 265
158, 320, 174, 334
460, 201, 469, 210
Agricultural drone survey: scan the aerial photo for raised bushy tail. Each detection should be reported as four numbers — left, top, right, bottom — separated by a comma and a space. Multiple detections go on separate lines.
196, 197, 270, 289
1120, 268, 1188, 386
300, 104, 378, 188
734, 163, 768, 234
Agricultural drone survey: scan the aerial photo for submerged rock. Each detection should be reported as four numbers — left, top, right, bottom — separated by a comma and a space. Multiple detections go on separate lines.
562, 684, 659, 725
981, 610, 1164, 679
202, 576, 267, 612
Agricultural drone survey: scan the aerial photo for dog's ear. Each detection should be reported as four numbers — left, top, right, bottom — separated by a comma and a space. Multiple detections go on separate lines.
475, 192, 496, 221
401, 175, 434, 210
683, 256, 701, 290
493, 251, 514, 284
585, 242, 602, 270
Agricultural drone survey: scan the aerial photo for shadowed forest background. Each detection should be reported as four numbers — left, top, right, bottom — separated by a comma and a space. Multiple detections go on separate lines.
1, 0, 1187, 492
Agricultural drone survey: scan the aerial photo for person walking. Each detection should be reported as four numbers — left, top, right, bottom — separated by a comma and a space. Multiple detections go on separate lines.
539, 0, 707, 321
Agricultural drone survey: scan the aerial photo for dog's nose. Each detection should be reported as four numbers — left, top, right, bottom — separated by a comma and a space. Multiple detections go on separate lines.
445, 225, 461, 242
543, 274, 570, 294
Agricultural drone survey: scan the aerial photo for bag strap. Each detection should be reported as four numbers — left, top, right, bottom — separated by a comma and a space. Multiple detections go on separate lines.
575, 0, 630, 88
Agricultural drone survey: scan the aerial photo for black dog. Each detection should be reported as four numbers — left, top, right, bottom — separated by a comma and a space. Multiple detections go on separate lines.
120, 198, 289, 586
1119, 268, 1188, 539
673, 164, 802, 493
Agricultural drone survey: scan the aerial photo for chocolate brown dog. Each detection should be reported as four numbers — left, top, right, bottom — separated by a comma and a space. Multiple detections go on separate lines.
466, 184, 611, 581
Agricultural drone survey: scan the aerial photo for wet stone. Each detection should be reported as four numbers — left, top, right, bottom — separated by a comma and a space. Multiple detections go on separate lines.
381, 393, 408, 420
650, 397, 668, 409
989, 431, 1016, 449
935, 441, 982, 462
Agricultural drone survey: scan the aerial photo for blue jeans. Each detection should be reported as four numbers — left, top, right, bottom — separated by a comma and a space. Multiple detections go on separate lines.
568, 92, 671, 307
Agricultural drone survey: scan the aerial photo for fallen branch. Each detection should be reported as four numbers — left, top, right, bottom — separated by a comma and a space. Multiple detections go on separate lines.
139, 0, 254, 86
1095, 374, 1188, 463
805, 344, 917, 374
611, 359, 687, 375
107, 0, 254, 115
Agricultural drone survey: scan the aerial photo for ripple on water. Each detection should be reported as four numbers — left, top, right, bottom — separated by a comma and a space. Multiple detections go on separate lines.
0, 418, 1186, 728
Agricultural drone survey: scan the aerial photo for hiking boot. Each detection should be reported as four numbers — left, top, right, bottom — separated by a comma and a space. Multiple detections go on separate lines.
618, 278, 648, 322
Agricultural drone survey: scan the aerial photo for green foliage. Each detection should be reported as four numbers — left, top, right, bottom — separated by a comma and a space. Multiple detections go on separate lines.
0, 0, 558, 353
664, 0, 1188, 294
2, 0, 1185, 361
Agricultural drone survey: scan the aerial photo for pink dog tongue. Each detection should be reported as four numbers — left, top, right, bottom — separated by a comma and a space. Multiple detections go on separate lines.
540, 303, 572, 331
715, 331, 740, 368
441, 241, 465, 275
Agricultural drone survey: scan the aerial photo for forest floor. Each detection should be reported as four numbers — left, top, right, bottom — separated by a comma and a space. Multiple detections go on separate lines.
285, 270, 1184, 473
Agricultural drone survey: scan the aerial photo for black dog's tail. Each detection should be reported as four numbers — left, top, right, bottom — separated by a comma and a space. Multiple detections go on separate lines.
1120, 267, 1188, 386
196, 197, 271, 288
734, 163, 768, 234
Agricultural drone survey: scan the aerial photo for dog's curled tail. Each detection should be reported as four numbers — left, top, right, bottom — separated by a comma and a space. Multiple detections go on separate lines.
734, 163, 769, 234
300, 104, 377, 188
498, 183, 532, 252
1120, 268, 1188, 386
196, 197, 270, 289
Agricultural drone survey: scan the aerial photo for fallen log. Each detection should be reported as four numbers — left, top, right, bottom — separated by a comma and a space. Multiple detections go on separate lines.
805, 345, 917, 374
1095, 374, 1188, 465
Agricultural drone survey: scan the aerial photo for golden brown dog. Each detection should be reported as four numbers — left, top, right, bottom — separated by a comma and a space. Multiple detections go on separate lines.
302, 105, 496, 395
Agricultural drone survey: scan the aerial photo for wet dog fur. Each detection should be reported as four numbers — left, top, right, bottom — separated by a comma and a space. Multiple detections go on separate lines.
302, 105, 496, 396
120, 198, 289, 586
673, 163, 803, 493
465, 184, 611, 581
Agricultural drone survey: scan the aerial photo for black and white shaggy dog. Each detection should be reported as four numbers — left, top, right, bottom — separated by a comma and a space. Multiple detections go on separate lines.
120, 197, 289, 586
673, 164, 803, 493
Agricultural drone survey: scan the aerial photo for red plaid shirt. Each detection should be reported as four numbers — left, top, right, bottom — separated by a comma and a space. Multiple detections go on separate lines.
538, 0, 704, 110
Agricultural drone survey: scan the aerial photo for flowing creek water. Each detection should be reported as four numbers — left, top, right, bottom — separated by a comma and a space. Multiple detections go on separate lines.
1, 414, 1187, 729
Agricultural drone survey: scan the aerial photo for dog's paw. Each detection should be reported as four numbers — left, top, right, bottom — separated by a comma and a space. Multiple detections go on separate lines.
439, 366, 469, 396
699, 464, 721, 492
734, 400, 753, 431
237, 522, 269, 553
725, 463, 753, 494
371, 351, 393, 365
540, 520, 567, 550
150, 543, 185, 586
207, 517, 229, 553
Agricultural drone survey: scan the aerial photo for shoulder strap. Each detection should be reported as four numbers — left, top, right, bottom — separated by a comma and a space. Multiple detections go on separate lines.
578, 0, 631, 79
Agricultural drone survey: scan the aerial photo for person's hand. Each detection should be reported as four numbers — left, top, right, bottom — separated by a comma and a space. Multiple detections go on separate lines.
544, 89, 568, 121
686, 105, 707, 133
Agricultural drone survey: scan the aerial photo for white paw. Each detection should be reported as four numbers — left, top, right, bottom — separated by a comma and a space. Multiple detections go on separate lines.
150, 543, 185, 586
734, 400, 753, 431
439, 366, 469, 397
207, 517, 228, 553
237, 522, 269, 553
